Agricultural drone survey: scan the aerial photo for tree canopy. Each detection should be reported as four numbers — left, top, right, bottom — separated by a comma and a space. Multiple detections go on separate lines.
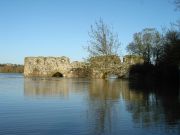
126, 28, 162, 64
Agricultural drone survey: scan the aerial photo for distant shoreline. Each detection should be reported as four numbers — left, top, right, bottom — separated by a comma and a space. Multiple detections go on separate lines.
0, 64, 24, 73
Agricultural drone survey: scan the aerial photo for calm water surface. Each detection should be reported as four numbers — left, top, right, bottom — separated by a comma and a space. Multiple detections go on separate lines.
0, 73, 179, 135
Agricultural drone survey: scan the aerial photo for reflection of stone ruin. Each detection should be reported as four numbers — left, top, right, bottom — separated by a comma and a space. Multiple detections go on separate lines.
24, 78, 88, 97
24, 55, 144, 78
24, 78, 70, 97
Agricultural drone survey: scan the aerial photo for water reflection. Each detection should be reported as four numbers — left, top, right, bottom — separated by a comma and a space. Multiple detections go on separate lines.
128, 80, 180, 126
24, 78, 180, 135
87, 79, 121, 135
24, 78, 88, 97
24, 78, 70, 97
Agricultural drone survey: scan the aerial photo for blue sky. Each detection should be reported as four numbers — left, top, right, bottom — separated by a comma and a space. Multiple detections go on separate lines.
0, 0, 179, 64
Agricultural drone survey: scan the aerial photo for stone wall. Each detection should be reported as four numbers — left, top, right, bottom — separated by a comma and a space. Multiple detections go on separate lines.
88, 55, 121, 78
24, 55, 144, 78
88, 55, 144, 79
123, 55, 144, 64
24, 56, 89, 78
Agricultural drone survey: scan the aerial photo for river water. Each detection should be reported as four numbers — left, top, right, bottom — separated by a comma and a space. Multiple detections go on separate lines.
0, 73, 179, 135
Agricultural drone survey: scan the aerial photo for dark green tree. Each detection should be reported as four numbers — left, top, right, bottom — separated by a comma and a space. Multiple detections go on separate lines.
127, 28, 162, 64
159, 29, 180, 66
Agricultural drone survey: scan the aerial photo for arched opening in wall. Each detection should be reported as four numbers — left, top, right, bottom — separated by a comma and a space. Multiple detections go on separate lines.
52, 72, 63, 77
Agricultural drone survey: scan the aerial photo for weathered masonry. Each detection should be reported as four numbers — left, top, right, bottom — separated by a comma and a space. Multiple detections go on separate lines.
24, 55, 144, 78
24, 56, 89, 78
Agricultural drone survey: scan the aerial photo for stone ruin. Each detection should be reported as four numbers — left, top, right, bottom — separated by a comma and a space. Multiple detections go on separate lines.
24, 55, 144, 79
24, 56, 89, 78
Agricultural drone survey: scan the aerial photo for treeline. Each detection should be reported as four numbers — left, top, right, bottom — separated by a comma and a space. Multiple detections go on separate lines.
85, 17, 180, 83
127, 27, 180, 84
0, 64, 24, 73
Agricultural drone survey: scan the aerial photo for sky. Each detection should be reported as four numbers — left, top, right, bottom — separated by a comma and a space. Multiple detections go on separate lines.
0, 0, 179, 64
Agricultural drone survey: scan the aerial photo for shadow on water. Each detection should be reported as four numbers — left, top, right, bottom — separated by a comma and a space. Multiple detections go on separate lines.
24, 77, 180, 135
128, 79, 180, 126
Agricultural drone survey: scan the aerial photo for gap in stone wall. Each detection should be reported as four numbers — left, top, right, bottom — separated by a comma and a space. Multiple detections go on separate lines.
52, 72, 63, 77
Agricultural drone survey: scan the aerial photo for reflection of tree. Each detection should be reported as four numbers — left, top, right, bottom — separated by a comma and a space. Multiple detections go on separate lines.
87, 79, 180, 134
158, 86, 180, 125
89, 79, 121, 100
126, 92, 163, 127
24, 77, 180, 133
127, 81, 180, 127
87, 79, 121, 135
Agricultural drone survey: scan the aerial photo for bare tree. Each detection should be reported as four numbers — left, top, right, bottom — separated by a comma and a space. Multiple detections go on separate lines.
86, 19, 120, 57
174, 0, 180, 28
175, 0, 180, 10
